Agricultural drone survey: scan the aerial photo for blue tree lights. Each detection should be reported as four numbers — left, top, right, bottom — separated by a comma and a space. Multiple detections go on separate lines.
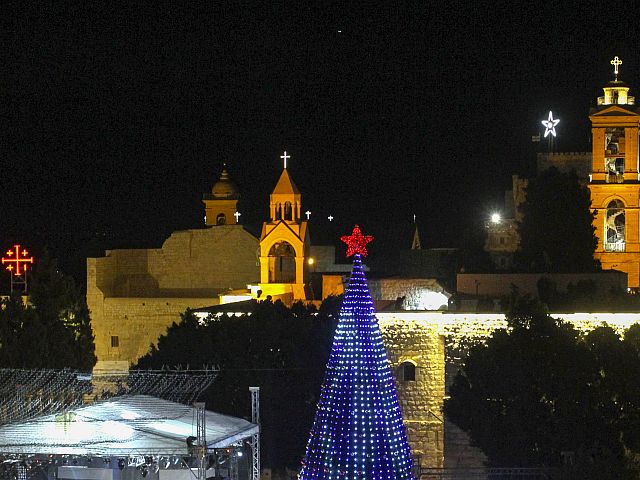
299, 226, 414, 480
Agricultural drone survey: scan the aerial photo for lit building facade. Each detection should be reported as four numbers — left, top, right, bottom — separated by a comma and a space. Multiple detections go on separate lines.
589, 59, 640, 288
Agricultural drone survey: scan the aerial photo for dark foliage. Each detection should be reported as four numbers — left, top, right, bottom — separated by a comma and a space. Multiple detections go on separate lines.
517, 168, 598, 272
0, 252, 96, 370
445, 296, 640, 478
136, 296, 341, 471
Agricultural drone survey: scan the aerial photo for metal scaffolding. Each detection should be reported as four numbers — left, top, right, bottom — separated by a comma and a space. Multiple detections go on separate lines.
195, 401, 207, 480
249, 387, 260, 480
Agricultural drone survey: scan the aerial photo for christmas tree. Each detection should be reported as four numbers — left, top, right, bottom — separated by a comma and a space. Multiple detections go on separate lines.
300, 225, 414, 480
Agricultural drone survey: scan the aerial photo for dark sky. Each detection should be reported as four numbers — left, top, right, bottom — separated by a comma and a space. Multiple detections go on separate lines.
2, 2, 639, 281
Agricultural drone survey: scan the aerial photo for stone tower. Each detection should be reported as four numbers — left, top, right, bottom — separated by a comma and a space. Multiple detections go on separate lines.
203, 166, 239, 226
589, 57, 640, 288
259, 159, 309, 301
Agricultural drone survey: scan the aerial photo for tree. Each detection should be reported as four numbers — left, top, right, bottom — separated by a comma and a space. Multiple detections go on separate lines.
445, 296, 640, 478
517, 167, 598, 272
300, 227, 414, 480
0, 252, 96, 370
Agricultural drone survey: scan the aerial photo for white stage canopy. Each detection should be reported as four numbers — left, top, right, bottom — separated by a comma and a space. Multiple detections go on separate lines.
0, 395, 257, 456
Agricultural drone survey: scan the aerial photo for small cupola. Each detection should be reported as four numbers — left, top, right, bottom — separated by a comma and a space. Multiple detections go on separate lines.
598, 56, 635, 106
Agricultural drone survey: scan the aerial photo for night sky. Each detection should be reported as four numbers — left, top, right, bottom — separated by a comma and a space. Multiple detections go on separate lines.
2, 3, 639, 282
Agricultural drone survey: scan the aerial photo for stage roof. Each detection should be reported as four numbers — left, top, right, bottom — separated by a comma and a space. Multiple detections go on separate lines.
0, 395, 257, 456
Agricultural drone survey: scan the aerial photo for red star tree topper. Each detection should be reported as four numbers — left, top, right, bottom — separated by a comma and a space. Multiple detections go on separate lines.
340, 224, 374, 257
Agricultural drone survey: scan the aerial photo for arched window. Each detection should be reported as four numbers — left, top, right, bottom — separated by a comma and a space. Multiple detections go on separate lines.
216, 213, 226, 225
268, 241, 296, 283
400, 361, 416, 382
284, 202, 293, 221
605, 199, 625, 252
275, 204, 282, 221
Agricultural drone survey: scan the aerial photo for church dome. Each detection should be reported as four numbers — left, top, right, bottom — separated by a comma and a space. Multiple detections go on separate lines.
212, 168, 239, 199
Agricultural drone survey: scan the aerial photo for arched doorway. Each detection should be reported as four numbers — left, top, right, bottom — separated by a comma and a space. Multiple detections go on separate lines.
605, 199, 625, 252
268, 241, 296, 283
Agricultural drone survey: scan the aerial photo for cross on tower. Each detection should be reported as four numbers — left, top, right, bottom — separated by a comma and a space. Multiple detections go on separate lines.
327, 215, 334, 222
611, 56, 622, 79
305, 210, 311, 220
280, 151, 291, 169
234, 211, 241, 222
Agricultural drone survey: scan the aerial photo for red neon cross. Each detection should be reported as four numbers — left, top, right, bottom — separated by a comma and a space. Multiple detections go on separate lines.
1, 245, 34, 276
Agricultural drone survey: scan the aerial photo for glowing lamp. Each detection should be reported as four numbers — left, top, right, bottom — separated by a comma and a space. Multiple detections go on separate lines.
490, 213, 501, 224
307, 258, 314, 266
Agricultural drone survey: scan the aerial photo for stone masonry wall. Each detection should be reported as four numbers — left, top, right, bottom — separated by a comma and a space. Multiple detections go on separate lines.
379, 316, 445, 469
87, 225, 260, 366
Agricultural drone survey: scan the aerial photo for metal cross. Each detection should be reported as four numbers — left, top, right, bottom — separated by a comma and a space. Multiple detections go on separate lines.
280, 151, 291, 169
611, 56, 622, 79
327, 215, 334, 222
234, 211, 241, 222
305, 210, 311, 220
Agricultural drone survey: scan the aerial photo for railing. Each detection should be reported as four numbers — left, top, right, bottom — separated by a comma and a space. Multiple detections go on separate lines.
605, 172, 624, 183
421, 467, 559, 479
604, 242, 625, 252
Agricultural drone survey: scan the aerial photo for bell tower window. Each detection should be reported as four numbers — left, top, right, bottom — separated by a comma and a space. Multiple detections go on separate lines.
216, 213, 226, 225
605, 127, 625, 183
284, 202, 293, 221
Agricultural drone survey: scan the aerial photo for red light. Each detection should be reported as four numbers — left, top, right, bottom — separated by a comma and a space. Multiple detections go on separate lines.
340, 225, 374, 257
1, 245, 34, 276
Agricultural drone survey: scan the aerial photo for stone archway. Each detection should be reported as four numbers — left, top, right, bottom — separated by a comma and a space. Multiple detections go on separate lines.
268, 241, 296, 283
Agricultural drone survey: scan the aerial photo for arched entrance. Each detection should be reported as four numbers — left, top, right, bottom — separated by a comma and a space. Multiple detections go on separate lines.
268, 241, 296, 283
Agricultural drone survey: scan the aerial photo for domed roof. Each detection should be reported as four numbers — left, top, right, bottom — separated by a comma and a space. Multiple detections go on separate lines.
212, 167, 239, 199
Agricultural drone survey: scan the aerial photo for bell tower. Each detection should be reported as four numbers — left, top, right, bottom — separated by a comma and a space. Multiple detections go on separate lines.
203, 166, 239, 226
259, 152, 309, 301
588, 57, 640, 288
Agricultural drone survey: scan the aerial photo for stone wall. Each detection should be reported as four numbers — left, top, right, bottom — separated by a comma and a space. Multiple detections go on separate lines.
379, 316, 445, 469
369, 278, 450, 310
87, 225, 260, 366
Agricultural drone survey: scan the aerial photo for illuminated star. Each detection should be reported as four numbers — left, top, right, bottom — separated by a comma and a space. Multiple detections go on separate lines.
541, 111, 560, 138
340, 225, 374, 257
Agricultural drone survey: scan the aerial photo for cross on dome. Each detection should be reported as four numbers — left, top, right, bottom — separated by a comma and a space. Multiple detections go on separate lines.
280, 151, 291, 169
611, 56, 622, 79
341, 225, 374, 257
327, 215, 334, 222
305, 210, 311, 220
234, 211, 241, 222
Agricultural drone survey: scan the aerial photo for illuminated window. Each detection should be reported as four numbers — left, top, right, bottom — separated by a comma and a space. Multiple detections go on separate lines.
400, 362, 416, 382
216, 213, 226, 225
111, 335, 119, 348
605, 199, 625, 252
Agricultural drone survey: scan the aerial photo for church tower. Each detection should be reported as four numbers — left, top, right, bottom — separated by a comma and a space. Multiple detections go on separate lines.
203, 166, 239, 226
259, 152, 309, 301
589, 57, 640, 288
